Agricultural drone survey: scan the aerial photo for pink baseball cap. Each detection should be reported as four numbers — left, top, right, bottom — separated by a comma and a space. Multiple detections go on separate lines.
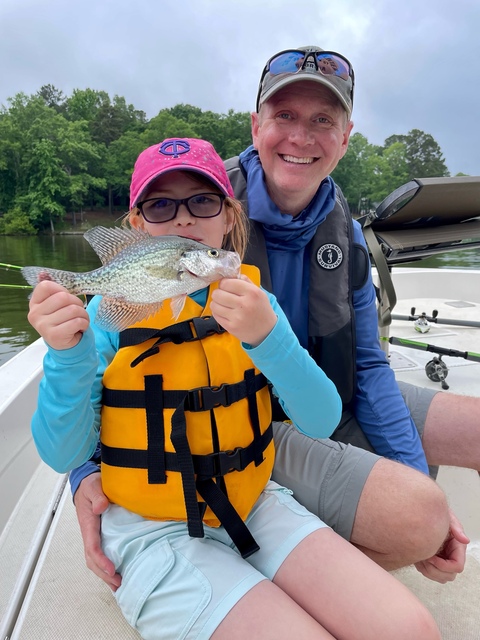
129, 138, 235, 209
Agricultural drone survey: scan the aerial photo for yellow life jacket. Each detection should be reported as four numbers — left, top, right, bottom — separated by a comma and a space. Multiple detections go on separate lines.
100, 264, 273, 557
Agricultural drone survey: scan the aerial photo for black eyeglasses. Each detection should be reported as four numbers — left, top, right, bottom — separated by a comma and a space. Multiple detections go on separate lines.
137, 193, 226, 224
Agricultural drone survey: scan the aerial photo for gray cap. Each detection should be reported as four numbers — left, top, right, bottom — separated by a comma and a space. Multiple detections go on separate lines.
256, 46, 354, 117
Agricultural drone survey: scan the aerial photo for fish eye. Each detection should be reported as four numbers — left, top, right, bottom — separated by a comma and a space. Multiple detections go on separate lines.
207, 249, 219, 258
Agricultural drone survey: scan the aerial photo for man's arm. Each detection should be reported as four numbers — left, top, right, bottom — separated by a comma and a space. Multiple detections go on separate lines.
350, 222, 429, 474
73, 472, 122, 590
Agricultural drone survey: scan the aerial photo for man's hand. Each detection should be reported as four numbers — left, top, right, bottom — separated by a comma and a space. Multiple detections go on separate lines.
73, 473, 122, 591
414, 509, 469, 583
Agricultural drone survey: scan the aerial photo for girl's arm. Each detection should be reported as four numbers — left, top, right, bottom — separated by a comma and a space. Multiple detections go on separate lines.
31, 294, 117, 472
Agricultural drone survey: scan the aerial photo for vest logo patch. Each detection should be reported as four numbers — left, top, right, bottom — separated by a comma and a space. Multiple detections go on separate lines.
317, 244, 343, 270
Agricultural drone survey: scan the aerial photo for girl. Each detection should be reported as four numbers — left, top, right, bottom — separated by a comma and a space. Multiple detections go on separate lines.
28, 138, 440, 640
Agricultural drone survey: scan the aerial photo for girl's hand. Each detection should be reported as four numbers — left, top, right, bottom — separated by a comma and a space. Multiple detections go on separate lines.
210, 275, 277, 346
27, 280, 90, 350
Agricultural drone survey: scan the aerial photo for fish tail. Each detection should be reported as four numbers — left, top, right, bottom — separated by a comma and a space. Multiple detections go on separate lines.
21, 266, 80, 292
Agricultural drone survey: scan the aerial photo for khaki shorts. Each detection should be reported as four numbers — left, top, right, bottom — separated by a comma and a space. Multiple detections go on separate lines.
272, 421, 379, 541
272, 383, 439, 537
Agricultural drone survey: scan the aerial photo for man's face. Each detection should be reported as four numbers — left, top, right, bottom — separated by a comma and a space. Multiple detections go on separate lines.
251, 81, 353, 214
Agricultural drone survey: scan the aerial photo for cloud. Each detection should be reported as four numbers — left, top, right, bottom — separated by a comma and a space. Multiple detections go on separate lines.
0, 0, 479, 175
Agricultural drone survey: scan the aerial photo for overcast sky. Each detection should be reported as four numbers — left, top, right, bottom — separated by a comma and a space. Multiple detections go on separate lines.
1, 0, 479, 177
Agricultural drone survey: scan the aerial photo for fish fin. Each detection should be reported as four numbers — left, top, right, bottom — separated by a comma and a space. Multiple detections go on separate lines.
21, 266, 77, 290
84, 226, 151, 266
21, 266, 46, 287
170, 294, 187, 320
94, 297, 163, 332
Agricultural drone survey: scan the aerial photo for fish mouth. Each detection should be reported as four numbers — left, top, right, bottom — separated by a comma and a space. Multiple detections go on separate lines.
184, 268, 200, 278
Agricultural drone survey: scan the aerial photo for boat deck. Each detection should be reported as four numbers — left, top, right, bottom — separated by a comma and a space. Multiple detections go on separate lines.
3, 463, 479, 639
2, 268, 480, 638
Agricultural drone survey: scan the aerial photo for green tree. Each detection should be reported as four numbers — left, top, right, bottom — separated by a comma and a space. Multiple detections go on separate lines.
37, 84, 66, 113
0, 111, 23, 211
64, 89, 146, 212
332, 133, 379, 213
0, 206, 37, 235
364, 141, 410, 204
104, 131, 147, 207
0, 93, 107, 231
162, 105, 252, 158
383, 129, 449, 179
65, 89, 147, 146
0, 86, 457, 235
18, 137, 67, 232
142, 110, 199, 146
65, 88, 107, 122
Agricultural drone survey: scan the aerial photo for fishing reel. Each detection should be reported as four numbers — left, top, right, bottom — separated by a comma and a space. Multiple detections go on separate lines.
411, 307, 431, 334
425, 355, 449, 390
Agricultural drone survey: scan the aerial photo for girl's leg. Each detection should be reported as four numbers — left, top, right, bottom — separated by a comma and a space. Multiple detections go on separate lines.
273, 528, 441, 640
211, 579, 335, 640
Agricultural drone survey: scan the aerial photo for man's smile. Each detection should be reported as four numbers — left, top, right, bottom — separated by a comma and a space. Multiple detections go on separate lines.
281, 154, 316, 164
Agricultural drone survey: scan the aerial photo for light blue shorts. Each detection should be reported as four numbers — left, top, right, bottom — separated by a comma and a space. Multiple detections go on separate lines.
101, 480, 327, 640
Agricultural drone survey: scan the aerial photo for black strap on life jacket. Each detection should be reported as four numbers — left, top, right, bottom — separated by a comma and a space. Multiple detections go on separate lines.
119, 316, 226, 367
145, 375, 166, 484
101, 369, 270, 558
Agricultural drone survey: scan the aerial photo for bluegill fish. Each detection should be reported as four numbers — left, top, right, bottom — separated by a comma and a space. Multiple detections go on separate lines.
22, 226, 241, 332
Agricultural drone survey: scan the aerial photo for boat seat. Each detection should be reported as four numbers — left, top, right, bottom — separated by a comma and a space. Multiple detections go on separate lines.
360, 176, 480, 264
9, 483, 141, 639
0, 463, 65, 639
357, 176, 480, 326
7, 466, 480, 639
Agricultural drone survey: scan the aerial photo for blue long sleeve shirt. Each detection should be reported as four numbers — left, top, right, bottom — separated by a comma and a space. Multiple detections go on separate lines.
350, 220, 428, 474
32, 289, 342, 480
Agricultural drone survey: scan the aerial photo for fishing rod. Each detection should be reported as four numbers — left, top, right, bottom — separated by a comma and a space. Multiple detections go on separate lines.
0, 284, 32, 289
391, 307, 480, 329
0, 262, 24, 270
0, 263, 32, 288
381, 335, 480, 390
381, 336, 480, 363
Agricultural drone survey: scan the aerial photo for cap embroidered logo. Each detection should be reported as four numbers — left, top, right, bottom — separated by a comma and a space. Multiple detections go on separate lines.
159, 139, 191, 158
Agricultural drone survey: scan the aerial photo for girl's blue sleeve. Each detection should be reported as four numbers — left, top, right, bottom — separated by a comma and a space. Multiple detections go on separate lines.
31, 296, 118, 473
243, 292, 342, 438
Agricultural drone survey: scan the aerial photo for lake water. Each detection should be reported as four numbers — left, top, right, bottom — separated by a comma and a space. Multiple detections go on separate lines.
1, 234, 479, 368
0, 234, 101, 368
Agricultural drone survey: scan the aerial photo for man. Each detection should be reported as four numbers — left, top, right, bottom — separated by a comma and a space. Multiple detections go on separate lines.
72, 46, 471, 590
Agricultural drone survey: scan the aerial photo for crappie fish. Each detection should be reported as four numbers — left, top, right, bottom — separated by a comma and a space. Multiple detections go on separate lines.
22, 226, 241, 332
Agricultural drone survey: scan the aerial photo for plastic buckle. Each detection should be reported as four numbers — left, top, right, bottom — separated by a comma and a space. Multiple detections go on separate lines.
187, 384, 230, 411
190, 316, 225, 340
211, 447, 243, 476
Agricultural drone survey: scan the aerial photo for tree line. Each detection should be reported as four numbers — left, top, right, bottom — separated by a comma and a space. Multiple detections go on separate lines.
0, 85, 454, 234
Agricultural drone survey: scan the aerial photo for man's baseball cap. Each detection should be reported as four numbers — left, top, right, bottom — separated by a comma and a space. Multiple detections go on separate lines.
130, 138, 235, 209
256, 46, 354, 116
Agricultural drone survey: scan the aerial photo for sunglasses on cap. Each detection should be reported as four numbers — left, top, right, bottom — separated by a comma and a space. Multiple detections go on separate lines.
257, 49, 354, 110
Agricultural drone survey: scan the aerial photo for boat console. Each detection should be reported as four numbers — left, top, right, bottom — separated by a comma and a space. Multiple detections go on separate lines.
357, 176, 480, 327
